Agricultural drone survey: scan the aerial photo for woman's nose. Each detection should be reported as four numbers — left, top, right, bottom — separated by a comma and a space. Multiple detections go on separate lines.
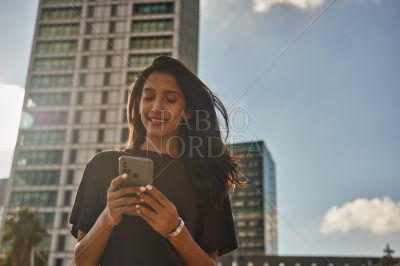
151, 97, 164, 111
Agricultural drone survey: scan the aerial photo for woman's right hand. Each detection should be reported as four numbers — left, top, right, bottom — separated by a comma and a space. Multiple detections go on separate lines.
103, 174, 143, 226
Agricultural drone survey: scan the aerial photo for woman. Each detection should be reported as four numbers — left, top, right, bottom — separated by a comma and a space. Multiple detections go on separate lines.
69, 56, 247, 265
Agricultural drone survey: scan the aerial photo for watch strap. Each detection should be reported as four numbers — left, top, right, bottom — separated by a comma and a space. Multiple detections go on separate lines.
162, 217, 185, 239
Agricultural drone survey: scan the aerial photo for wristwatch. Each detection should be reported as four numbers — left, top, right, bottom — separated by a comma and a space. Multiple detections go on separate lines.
162, 217, 185, 239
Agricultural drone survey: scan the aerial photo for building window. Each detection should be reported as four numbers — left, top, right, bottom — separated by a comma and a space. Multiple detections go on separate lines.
37, 213, 54, 228
129, 53, 171, 67
105, 55, 112, 68
121, 128, 129, 143
77, 91, 84, 104
99, 110, 106, 123
126, 72, 138, 85
131, 19, 173, 32
64, 191, 71, 206
107, 38, 114, 50
33, 57, 75, 71
10, 191, 58, 207
81, 56, 88, 68
103, 73, 110, 85
41, 7, 81, 20
122, 108, 127, 122
38, 24, 80, 37
67, 170, 74, 184
14, 170, 60, 185
87, 6, 94, 17
30, 75, 73, 89
83, 39, 91, 51
75, 111, 81, 123
86, 22, 92, 34
236, 221, 246, 227
57, 235, 66, 251
79, 74, 86, 86
70, 149, 77, 163
36, 40, 78, 54
124, 89, 130, 104
101, 91, 109, 104
133, 2, 174, 15
97, 129, 104, 143
72, 129, 79, 143
55, 259, 63, 266
20, 130, 66, 146
61, 212, 69, 228
110, 5, 117, 16
26, 92, 70, 107
109, 21, 115, 33
27, 111, 68, 125
130, 36, 172, 49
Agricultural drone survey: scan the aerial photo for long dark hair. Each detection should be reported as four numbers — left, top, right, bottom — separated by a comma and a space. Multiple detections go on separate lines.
124, 56, 247, 209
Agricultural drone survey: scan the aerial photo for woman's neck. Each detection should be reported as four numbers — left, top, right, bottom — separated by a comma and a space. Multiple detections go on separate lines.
139, 136, 179, 156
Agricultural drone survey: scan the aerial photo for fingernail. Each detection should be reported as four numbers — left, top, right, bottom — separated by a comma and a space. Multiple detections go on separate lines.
139, 186, 146, 192
146, 185, 152, 190
135, 204, 140, 208
136, 210, 140, 214
122, 173, 128, 178
140, 198, 144, 202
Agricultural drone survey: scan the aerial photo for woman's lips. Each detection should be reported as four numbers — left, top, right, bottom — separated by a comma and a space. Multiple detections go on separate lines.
148, 117, 170, 124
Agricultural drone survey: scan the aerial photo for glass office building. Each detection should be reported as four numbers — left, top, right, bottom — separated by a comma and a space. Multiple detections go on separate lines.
230, 141, 277, 255
0, 0, 199, 264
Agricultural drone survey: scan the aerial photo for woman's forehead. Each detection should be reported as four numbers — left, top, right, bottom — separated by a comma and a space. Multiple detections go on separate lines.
143, 72, 182, 94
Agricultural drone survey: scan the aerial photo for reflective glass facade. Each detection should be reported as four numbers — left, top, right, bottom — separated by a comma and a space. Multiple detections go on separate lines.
230, 141, 278, 255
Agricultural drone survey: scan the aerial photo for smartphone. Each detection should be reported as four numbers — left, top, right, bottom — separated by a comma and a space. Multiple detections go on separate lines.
118, 156, 153, 215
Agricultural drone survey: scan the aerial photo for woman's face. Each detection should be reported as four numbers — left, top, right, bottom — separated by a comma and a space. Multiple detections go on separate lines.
139, 72, 189, 141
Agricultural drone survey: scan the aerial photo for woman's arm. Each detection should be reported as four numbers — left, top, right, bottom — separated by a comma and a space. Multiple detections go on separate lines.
74, 174, 143, 266
169, 227, 218, 265
137, 185, 219, 266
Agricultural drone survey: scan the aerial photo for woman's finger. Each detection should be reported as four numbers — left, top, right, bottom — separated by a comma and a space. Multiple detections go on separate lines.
139, 191, 163, 213
117, 205, 138, 215
112, 186, 142, 199
136, 204, 157, 224
140, 185, 169, 207
109, 174, 128, 192
113, 196, 143, 208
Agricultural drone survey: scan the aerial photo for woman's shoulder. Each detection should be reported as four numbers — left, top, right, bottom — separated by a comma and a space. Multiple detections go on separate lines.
87, 150, 127, 165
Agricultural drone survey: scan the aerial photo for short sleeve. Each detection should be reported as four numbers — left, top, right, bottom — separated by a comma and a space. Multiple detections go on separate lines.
69, 159, 104, 238
195, 196, 238, 256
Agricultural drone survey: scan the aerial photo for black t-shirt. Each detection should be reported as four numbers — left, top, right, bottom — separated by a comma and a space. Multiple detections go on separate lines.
69, 149, 237, 265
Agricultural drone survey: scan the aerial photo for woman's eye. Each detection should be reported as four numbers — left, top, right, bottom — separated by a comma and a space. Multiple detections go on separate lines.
143, 97, 154, 101
166, 99, 176, 103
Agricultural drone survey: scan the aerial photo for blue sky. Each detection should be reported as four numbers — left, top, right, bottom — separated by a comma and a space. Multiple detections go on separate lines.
0, 0, 399, 257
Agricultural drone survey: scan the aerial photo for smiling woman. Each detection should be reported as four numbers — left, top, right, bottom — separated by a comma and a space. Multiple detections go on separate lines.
0, 84, 25, 151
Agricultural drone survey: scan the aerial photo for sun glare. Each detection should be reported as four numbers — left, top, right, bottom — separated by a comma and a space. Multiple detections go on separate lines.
0, 84, 25, 151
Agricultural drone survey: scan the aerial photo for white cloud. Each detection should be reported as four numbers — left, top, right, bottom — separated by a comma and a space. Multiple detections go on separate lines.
252, 0, 385, 13
253, 0, 326, 13
321, 197, 400, 235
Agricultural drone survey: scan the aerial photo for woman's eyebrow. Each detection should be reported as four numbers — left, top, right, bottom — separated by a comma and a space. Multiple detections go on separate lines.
143, 87, 181, 95
164, 90, 181, 95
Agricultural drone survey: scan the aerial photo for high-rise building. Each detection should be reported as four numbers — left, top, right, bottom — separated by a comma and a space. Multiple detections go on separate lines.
229, 141, 277, 256
1, 0, 199, 264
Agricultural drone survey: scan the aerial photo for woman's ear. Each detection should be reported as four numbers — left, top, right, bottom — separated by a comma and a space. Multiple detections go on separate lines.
185, 108, 192, 120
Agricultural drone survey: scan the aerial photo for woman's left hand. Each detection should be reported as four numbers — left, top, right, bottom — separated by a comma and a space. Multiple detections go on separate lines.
136, 185, 181, 236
